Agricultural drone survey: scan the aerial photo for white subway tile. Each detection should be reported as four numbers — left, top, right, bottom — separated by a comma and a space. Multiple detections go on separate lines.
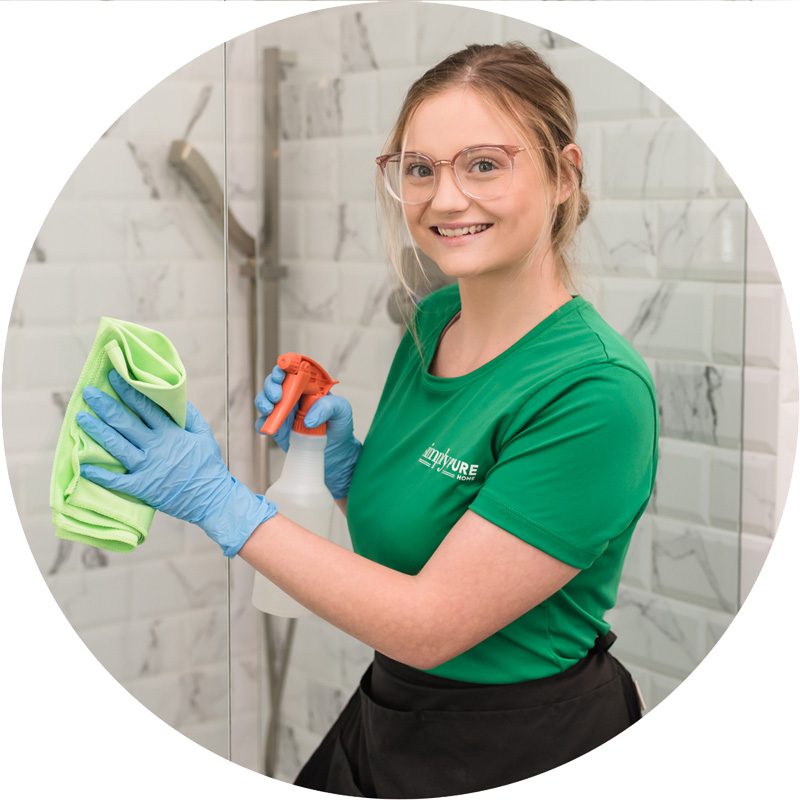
280, 140, 339, 202
280, 82, 305, 140
281, 261, 339, 323
10, 261, 74, 327
775, 400, 798, 528
81, 261, 184, 324
740, 450, 777, 537
62, 138, 155, 201
745, 207, 780, 284
230, 657, 260, 716
280, 202, 305, 259
376, 67, 429, 139
648, 671, 683, 708
576, 200, 658, 277
338, 262, 396, 328
416, 3, 504, 66
228, 153, 259, 211
46, 565, 133, 628
501, 18, 582, 50
740, 531, 774, 603
743, 366, 780, 454
329, 326, 399, 391
125, 663, 228, 727
278, 11, 341, 78
227, 82, 259, 146
599, 278, 713, 361
705, 610, 736, 653
302, 203, 346, 261
182, 259, 226, 320
339, 138, 385, 202
658, 199, 746, 282
548, 48, 660, 122
5, 326, 89, 392
126, 200, 223, 261
340, 72, 379, 136
226, 31, 257, 81
178, 718, 228, 760
230, 712, 262, 775
131, 555, 227, 618
126, 80, 224, 144
340, 202, 381, 261
575, 123, 602, 197
37, 200, 127, 262
2, 386, 68, 458
171, 46, 225, 83
655, 361, 742, 450
652, 518, 739, 613
711, 284, 745, 365
306, 76, 344, 139
714, 157, 740, 198
342, 2, 416, 72
308, 677, 350, 735
741, 284, 783, 369
607, 587, 705, 680
708, 447, 742, 532
603, 119, 716, 199
779, 292, 799, 402
654, 439, 710, 525
277, 719, 323, 784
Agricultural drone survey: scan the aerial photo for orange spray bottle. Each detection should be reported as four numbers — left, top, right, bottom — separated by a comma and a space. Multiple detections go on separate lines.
251, 353, 337, 618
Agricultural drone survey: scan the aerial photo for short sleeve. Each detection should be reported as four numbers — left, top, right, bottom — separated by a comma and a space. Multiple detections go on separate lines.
468, 364, 657, 569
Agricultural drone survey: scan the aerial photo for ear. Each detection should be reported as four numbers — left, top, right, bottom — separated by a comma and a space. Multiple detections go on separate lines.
556, 143, 583, 205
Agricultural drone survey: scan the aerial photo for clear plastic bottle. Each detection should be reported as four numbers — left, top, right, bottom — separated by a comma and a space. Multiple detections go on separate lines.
250, 352, 338, 618
251, 432, 333, 617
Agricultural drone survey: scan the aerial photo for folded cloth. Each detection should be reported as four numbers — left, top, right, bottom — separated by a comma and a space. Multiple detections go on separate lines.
50, 317, 187, 552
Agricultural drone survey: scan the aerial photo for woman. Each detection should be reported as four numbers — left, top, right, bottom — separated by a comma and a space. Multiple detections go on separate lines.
76, 43, 657, 798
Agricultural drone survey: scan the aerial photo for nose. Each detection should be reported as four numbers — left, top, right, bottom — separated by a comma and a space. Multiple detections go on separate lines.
429, 163, 470, 212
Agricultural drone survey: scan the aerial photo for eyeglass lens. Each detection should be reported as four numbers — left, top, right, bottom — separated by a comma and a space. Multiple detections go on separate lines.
384, 146, 515, 204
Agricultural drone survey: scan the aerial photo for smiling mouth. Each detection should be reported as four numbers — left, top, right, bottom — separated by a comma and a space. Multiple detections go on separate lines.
431, 224, 493, 238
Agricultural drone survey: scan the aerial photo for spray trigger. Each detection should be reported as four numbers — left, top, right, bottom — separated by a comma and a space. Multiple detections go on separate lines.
261, 353, 338, 437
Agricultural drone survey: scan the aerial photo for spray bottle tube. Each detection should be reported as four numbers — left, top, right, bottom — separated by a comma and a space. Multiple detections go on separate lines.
251, 353, 337, 618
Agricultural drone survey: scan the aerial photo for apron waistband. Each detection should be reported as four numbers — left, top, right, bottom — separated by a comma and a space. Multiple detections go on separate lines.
370, 629, 620, 713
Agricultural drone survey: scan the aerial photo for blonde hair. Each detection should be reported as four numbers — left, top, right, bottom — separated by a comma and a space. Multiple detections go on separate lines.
376, 42, 589, 358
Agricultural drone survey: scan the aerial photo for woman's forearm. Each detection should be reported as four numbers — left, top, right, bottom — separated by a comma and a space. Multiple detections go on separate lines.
238, 513, 427, 667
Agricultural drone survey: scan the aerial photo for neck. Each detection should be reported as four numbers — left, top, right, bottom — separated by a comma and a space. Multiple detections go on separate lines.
451, 256, 573, 361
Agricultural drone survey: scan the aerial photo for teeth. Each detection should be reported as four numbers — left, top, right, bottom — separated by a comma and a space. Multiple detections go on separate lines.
437, 224, 491, 237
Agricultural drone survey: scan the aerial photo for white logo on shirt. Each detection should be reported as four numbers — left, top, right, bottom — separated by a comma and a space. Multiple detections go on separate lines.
418, 443, 479, 482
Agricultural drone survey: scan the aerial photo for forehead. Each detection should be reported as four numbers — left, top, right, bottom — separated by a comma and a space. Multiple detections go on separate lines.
404, 87, 521, 156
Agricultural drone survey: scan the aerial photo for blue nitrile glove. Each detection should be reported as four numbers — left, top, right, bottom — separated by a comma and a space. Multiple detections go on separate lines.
76, 369, 277, 558
255, 365, 362, 500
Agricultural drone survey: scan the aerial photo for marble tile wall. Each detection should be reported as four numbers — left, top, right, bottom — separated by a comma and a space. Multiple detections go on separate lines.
3, 46, 233, 758
2, 0, 796, 788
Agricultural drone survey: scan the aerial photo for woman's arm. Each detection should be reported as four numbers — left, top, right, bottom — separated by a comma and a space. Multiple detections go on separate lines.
238, 508, 578, 670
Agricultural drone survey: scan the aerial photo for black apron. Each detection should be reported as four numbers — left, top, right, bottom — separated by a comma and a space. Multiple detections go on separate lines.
294, 631, 643, 798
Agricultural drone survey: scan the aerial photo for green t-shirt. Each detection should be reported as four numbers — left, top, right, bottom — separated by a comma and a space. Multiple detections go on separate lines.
346, 283, 658, 684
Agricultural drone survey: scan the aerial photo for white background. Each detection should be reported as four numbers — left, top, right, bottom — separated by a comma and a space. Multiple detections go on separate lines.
0, 2, 797, 798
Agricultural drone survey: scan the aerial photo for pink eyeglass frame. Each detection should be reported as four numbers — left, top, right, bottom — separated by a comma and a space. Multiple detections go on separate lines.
375, 144, 527, 203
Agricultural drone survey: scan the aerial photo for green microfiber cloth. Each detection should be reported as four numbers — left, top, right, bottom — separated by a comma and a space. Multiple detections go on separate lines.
50, 317, 187, 552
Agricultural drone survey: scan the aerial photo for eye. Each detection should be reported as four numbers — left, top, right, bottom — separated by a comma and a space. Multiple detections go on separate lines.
406, 162, 434, 179
468, 158, 499, 173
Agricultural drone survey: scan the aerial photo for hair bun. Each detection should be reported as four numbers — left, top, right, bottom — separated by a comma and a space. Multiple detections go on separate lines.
577, 190, 590, 225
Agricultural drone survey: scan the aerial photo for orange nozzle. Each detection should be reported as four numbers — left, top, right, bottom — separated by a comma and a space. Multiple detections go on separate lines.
260, 353, 338, 437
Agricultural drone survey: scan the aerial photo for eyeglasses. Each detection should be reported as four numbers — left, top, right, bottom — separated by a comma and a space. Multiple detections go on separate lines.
375, 144, 526, 205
